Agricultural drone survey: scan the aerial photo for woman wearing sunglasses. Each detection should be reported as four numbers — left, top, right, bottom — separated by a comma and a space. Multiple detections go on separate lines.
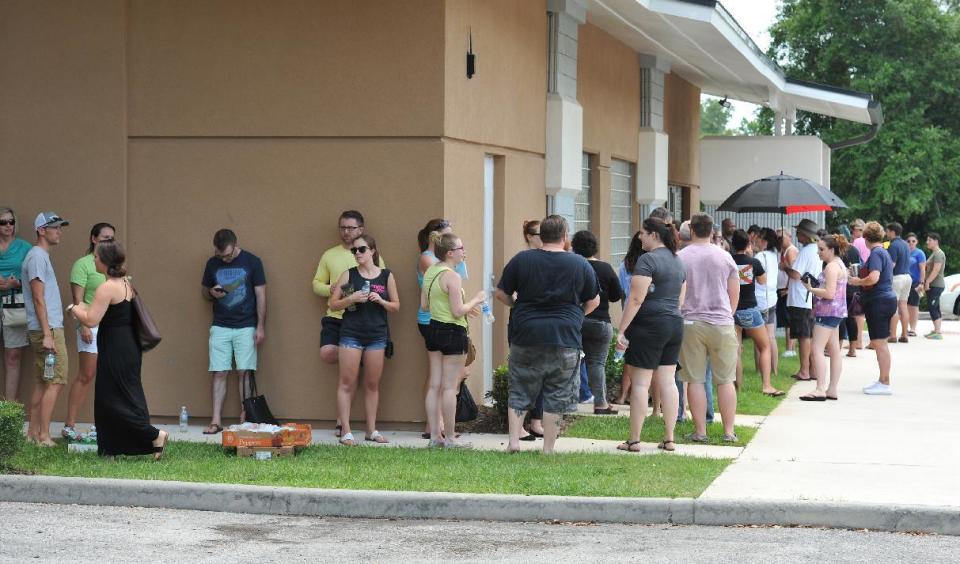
328, 234, 399, 446
0, 207, 31, 402
421, 233, 486, 448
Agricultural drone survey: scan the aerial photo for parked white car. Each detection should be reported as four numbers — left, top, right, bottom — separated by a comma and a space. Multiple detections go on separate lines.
937, 274, 960, 320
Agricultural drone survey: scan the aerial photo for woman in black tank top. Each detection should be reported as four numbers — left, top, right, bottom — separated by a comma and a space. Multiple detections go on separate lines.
328, 235, 400, 446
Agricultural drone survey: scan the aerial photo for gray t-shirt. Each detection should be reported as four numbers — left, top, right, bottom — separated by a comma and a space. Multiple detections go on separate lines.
928, 248, 946, 288
632, 246, 686, 320
22, 246, 64, 331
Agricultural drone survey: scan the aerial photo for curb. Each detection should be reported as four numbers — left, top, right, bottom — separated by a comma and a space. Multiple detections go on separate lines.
1, 475, 958, 536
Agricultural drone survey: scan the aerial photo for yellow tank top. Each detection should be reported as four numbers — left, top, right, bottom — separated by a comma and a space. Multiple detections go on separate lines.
423, 264, 467, 328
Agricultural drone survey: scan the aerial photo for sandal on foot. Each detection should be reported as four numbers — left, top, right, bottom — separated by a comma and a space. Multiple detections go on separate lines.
657, 440, 676, 452
153, 431, 168, 461
593, 407, 618, 415
365, 430, 389, 444
763, 390, 785, 397
339, 432, 357, 446
519, 433, 537, 442
722, 434, 739, 443
684, 433, 709, 443
335, 424, 343, 438
826, 395, 838, 400
202, 424, 222, 435
617, 440, 642, 452
799, 394, 827, 402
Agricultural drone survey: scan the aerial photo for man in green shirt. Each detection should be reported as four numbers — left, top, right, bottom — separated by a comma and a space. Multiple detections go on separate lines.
923, 233, 947, 339
312, 210, 385, 364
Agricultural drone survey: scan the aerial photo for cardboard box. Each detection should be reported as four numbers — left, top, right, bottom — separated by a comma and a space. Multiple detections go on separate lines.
236, 446, 294, 459
222, 429, 282, 449
279, 423, 312, 447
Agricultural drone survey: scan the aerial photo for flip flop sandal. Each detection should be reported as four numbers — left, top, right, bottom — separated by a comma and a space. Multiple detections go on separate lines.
519, 434, 537, 442
799, 394, 827, 402
826, 395, 838, 400
335, 424, 343, 438
338, 432, 356, 446
763, 390, 786, 397
684, 433, 709, 443
153, 431, 168, 461
202, 424, 223, 435
365, 430, 389, 444
617, 440, 642, 452
657, 440, 676, 452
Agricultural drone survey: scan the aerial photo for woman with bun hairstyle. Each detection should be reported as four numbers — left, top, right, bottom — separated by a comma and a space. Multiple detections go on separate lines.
67, 241, 168, 459
421, 233, 486, 448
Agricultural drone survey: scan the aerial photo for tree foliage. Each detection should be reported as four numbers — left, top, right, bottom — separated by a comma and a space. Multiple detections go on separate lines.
769, 0, 960, 256
700, 98, 735, 136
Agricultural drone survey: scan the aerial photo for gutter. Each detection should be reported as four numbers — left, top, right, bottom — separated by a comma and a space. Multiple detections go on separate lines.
828, 99, 885, 151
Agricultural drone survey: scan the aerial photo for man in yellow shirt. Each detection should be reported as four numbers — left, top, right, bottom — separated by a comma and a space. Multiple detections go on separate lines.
313, 210, 385, 364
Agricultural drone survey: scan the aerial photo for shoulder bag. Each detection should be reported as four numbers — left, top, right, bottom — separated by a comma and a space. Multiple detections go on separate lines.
129, 281, 162, 352
242, 371, 279, 425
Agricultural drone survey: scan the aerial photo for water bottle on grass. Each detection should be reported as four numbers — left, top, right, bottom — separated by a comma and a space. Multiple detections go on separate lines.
179, 406, 189, 433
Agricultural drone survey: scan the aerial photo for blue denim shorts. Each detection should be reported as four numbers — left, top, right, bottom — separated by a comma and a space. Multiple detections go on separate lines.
339, 335, 387, 351
734, 307, 765, 329
815, 316, 844, 328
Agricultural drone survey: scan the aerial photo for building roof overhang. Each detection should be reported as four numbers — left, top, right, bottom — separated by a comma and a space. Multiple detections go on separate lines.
583, 0, 883, 127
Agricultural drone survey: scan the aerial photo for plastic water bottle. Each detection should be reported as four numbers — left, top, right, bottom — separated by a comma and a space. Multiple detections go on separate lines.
43, 353, 56, 381
179, 406, 189, 433
613, 339, 627, 363
482, 302, 495, 324
361, 280, 371, 295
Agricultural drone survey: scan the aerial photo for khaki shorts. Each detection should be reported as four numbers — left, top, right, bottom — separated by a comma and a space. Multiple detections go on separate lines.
678, 321, 738, 386
28, 328, 68, 385
892, 274, 912, 302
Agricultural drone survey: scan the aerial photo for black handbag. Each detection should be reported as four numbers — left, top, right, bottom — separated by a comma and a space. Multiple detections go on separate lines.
242, 371, 279, 425
455, 380, 478, 422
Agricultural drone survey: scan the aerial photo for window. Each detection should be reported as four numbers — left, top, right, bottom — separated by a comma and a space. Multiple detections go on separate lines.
575, 153, 593, 234
668, 184, 684, 222
610, 159, 634, 265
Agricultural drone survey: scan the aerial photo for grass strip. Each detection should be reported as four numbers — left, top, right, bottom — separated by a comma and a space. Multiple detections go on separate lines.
723, 335, 801, 416
7, 441, 730, 499
564, 416, 756, 447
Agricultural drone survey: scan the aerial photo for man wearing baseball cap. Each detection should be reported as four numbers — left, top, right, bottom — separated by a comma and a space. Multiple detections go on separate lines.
22, 211, 69, 447
784, 218, 822, 383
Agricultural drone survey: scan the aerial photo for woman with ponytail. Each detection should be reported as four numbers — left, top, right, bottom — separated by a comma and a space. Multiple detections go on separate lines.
68, 240, 167, 459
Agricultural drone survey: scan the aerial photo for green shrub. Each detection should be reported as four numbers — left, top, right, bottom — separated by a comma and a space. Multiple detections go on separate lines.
605, 329, 624, 395
486, 363, 510, 422
0, 401, 26, 465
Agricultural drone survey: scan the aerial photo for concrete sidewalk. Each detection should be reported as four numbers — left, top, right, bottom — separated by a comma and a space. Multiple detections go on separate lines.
703, 319, 960, 509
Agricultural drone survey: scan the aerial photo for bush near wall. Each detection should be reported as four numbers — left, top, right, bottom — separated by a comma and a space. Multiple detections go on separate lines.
0, 401, 26, 466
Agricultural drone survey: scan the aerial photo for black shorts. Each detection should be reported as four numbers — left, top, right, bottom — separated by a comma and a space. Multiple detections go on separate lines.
425, 320, 469, 356
418, 323, 429, 343
624, 316, 683, 370
320, 316, 342, 348
787, 306, 814, 338
863, 295, 897, 341
907, 287, 921, 307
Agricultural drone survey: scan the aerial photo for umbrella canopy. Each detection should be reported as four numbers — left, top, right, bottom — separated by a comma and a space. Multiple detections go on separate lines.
717, 173, 847, 215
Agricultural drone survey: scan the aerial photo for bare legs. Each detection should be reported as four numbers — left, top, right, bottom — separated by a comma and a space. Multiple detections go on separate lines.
807, 324, 841, 398
208, 370, 229, 430
320, 344, 339, 364
626, 365, 678, 446
508, 409, 561, 454
798, 335, 814, 379
65, 352, 96, 428
615, 365, 632, 404
337, 347, 385, 440
689, 381, 736, 438
2, 346, 24, 401
890, 300, 909, 340
872, 338, 891, 385
741, 325, 776, 394
26, 382, 63, 445
765, 322, 779, 376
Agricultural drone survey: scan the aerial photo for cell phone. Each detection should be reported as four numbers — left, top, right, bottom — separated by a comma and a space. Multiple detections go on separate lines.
213, 285, 230, 294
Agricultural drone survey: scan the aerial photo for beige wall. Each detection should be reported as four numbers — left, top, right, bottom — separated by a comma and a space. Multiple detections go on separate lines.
443, 0, 546, 153
0, 0, 127, 421
664, 73, 701, 189
128, 0, 445, 137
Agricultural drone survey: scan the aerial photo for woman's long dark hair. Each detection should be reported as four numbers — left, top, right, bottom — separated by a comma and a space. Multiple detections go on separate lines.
87, 222, 116, 254
623, 231, 643, 273
353, 234, 380, 266
642, 218, 678, 254
96, 240, 127, 278
417, 218, 449, 253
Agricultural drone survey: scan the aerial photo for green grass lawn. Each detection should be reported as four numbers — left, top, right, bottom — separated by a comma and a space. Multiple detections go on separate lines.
729, 335, 800, 415
6, 441, 730, 499
564, 416, 756, 447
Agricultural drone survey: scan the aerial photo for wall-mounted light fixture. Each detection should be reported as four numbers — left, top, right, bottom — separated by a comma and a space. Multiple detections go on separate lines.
717, 96, 732, 109
466, 28, 476, 79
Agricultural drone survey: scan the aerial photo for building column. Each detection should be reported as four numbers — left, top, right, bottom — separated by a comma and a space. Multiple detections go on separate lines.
545, 0, 585, 228
636, 54, 669, 213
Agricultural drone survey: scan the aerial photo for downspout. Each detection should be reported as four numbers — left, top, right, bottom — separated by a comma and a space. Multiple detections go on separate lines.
828, 100, 884, 150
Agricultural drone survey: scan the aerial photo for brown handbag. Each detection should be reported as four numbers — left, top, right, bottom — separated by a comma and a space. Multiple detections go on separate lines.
129, 282, 162, 352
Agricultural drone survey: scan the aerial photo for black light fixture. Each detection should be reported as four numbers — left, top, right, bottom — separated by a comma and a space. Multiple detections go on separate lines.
466, 28, 476, 79
717, 96, 732, 109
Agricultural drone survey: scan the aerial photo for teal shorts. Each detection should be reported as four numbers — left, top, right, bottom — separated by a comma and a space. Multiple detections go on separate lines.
209, 326, 257, 372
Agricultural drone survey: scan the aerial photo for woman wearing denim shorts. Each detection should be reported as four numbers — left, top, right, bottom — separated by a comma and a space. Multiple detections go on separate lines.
328, 234, 399, 446
730, 230, 781, 396
800, 235, 848, 401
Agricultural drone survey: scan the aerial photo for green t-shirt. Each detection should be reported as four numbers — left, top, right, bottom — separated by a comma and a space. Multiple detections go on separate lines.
927, 248, 946, 288
70, 253, 107, 304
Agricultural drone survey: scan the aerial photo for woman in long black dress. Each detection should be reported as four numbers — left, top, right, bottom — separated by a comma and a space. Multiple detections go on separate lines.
67, 241, 167, 459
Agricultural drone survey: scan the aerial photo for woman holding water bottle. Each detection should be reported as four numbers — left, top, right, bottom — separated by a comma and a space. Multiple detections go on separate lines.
571, 231, 622, 414
421, 233, 486, 448
328, 234, 400, 446
615, 218, 685, 453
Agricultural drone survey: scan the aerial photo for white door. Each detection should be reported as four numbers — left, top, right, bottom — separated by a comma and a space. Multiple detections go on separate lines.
483, 155, 495, 396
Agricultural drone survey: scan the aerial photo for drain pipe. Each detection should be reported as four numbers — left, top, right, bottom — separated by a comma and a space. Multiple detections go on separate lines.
829, 100, 884, 150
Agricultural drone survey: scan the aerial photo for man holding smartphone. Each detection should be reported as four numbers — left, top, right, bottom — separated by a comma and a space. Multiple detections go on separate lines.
201, 228, 266, 434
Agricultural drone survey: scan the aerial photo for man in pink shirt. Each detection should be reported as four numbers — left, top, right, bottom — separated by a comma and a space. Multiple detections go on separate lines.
678, 213, 740, 442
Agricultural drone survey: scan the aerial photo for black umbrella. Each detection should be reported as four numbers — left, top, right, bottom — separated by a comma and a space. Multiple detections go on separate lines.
717, 172, 847, 214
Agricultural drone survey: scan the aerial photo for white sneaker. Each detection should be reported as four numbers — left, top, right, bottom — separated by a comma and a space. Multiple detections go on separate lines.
863, 382, 892, 395
782, 350, 798, 358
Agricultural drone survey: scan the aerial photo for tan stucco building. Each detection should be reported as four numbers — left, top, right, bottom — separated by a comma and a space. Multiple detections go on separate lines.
0, 0, 880, 426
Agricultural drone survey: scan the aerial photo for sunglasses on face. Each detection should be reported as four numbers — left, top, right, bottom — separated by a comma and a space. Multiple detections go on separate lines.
350, 245, 371, 255
339, 225, 361, 232
0, 219, 14, 226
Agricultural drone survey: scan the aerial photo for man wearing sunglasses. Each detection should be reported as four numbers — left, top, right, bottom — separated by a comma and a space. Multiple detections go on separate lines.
22, 212, 70, 447
200, 228, 266, 434
312, 210, 385, 365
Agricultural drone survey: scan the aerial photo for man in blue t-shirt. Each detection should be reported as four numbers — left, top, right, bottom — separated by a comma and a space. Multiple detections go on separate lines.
905, 232, 926, 337
200, 229, 266, 433
885, 222, 911, 343
496, 215, 599, 454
